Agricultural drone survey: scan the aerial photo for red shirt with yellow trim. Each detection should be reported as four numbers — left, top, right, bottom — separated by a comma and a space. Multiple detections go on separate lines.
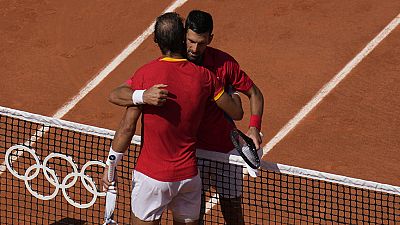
129, 57, 224, 182
196, 47, 254, 153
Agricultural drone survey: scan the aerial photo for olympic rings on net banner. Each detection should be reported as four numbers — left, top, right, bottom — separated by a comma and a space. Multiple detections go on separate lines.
5, 145, 107, 209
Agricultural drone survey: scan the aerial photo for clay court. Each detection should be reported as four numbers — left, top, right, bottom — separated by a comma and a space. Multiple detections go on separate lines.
1, 0, 400, 224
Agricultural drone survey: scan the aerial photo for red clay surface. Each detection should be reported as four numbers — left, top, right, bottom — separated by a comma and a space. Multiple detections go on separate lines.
269, 27, 400, 186
1, 0, 400, 201
0, 0, 171, 115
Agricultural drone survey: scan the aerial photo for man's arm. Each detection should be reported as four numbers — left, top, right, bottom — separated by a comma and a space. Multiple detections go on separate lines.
241, 84, 264, 149
101, 106, 142, 191
226, 85, 244, 121
230, 92, 244, 121
108, 83, 135, 107
110, 106, 142, 151
226, 57, 264, 149
109, 83, 169, 107
214, 92, 244, 122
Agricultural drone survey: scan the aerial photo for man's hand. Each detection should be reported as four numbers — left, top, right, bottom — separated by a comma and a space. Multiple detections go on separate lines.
143, 84, 169, 106
101, 166, 117, 191
246, 127, 263, 150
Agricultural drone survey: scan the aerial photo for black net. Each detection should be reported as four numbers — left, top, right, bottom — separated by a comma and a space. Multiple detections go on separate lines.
1, 109, 399, 224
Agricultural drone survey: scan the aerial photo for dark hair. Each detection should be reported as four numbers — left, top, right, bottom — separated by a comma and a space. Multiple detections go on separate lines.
185, 10, 213, 34
154, 12, 185, 55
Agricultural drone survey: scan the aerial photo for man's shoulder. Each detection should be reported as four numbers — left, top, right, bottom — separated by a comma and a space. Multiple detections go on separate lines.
206, 47, 235, 61
138, 58, 162, 69
183, 60, 213, 76
204, 47, 238, 68
134, 58, 168, 76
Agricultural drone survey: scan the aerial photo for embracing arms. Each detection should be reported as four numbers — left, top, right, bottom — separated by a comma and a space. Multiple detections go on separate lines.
108, 82, 244, 120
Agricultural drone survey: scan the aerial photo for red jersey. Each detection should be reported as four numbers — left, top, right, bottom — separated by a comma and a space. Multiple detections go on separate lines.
196, 47, 254, 153
129, 57, 224, 182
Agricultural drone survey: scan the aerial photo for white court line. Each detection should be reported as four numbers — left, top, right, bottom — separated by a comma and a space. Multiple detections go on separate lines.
262, 13, 400, 156
0, 0, 189, 174
205, 193, 219, 214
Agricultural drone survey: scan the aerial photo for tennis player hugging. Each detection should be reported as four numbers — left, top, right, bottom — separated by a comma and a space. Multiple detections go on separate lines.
101, 12, 244, 225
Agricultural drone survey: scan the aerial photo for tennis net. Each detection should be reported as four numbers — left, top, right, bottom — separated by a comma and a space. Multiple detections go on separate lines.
1, 106, 399, 224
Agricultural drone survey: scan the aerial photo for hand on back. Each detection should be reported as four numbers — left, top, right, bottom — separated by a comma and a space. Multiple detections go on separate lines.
143, 84, 169, 106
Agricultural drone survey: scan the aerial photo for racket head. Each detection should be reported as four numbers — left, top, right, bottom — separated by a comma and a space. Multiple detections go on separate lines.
230, 129, 260, 169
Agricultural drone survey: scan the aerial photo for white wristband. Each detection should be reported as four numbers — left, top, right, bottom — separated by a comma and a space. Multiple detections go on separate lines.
106, 147, 124, 166
132, 90, 146, 105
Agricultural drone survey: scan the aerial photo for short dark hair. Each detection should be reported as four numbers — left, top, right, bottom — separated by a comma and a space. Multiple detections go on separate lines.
185, 10, 213, 34
154, 12, 185, 55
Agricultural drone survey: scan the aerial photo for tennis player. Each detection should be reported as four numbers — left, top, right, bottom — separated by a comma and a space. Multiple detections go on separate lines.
102, 12, 243, 225
108, 10, 264, 225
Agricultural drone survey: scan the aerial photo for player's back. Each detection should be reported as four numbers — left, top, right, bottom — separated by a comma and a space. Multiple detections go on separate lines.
129, 57, 221, 181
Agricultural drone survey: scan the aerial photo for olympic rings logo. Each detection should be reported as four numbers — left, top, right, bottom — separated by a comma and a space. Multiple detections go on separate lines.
5, 145, 106, 209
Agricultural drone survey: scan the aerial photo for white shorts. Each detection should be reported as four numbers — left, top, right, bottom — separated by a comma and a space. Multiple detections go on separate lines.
131, 170, 202, 223
197, 149, 243, 198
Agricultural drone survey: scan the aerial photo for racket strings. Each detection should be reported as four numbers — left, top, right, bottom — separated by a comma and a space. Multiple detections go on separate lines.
231, 130, 260, 169
238, 137, 259, 167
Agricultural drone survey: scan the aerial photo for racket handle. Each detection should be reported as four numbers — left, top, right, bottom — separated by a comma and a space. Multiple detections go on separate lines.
107, 155, 116, 182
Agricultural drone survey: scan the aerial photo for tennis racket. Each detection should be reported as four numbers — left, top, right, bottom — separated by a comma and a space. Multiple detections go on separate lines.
104, 155, 118, 225
230, 129, 260, 169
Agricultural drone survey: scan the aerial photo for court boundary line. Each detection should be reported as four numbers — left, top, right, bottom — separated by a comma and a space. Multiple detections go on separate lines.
262, 13, 400, 156
0, 0, 189, 175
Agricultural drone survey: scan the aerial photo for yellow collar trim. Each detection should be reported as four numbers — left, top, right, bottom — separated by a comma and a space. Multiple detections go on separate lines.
160, 57, 187, 62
